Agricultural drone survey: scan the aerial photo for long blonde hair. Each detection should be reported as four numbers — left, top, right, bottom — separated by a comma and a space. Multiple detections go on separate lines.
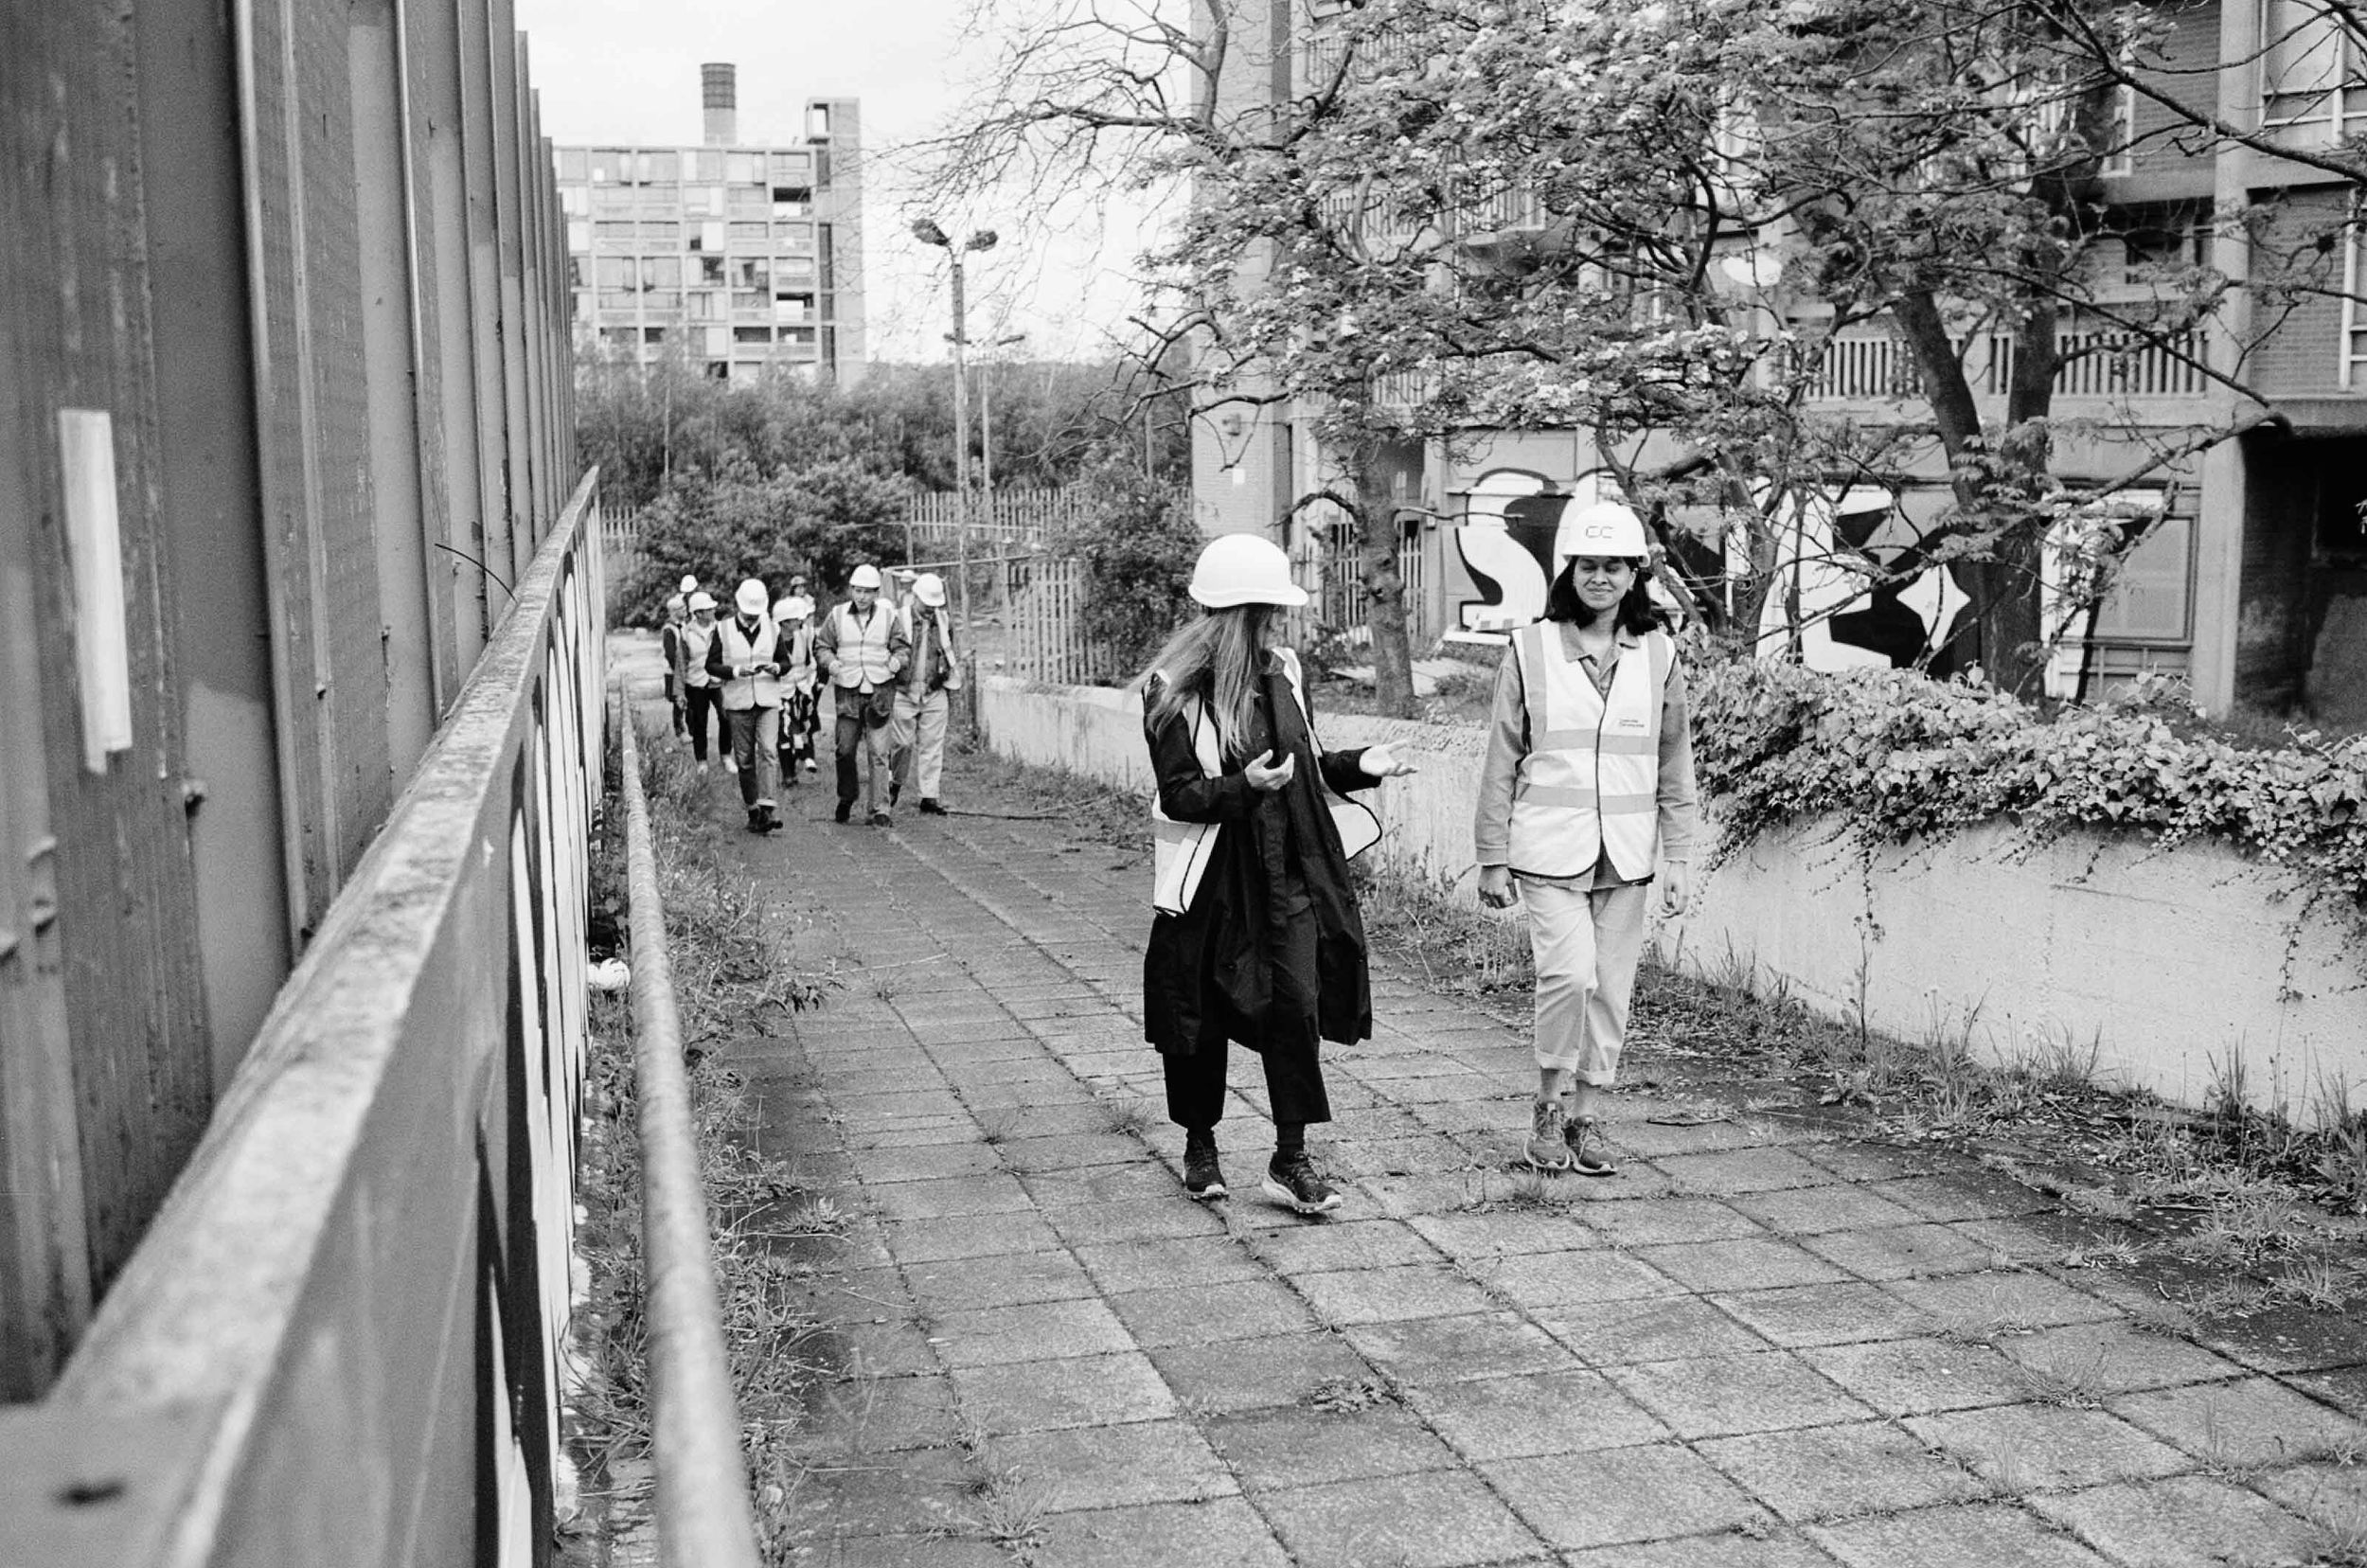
1143, 604, 1277, 761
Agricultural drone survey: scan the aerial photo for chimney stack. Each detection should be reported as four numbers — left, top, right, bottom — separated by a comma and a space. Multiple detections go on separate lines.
702, 62, 737, 146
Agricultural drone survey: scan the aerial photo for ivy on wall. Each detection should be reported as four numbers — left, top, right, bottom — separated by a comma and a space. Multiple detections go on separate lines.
1689, 660, 2367, 908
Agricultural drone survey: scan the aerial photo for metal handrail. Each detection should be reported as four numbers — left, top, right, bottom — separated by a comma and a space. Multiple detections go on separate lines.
614, 711, 764, 1567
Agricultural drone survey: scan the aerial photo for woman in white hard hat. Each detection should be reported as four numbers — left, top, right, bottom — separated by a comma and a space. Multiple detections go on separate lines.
1141, 533, 1416, 1215
706, 578, 787, 834
679, 591, 724, 772
1472, 501, 1698, 1176
773, 592, 821, 787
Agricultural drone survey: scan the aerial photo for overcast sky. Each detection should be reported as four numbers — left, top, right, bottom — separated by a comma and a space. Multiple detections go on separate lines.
511, 0, 1164, 364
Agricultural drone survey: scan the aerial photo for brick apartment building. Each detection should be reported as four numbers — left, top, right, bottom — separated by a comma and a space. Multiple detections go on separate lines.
1192, 1, 2367, 723
554, 64, 865, 383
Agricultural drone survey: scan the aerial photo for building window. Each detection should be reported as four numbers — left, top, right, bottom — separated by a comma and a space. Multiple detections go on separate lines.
689, 291, 721, 320
695, 220, 725, 253
644, 327, 667, 344
733, 257, 771, 290
734, 326, 774, 345
2263, 0, 2367, 142
596, 256, 636, 288
643, 256, 682, 289
561, 186, 589, 216
728, 222, 769, 242
807, 103, 832, 139
2109, 203, 2210, 283
699, 255, 725, 285
588, 150, 623, 184
567, 219, 590, 253
774, 292, 814, 324
726, 151, 759, 184
635, 151, 679, 185
772, 188, 811, 220
693, 149, 724, 181
640, 221, 680, 244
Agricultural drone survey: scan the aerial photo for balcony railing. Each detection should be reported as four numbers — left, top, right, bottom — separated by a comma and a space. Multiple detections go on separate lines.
1806, 327, 2210, 401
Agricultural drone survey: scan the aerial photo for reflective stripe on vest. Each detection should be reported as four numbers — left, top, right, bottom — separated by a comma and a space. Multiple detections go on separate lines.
830, 602, 897, 688
1505, 624, 1670, 880
718, 616, 782, 708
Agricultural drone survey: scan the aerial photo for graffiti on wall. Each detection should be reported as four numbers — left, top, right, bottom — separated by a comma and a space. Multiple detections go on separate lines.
1445, 465, 1964, 671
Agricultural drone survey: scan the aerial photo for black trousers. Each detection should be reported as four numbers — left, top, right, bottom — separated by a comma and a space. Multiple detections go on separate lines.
1161, 904, 1331, 1130
684, 685, 724, 760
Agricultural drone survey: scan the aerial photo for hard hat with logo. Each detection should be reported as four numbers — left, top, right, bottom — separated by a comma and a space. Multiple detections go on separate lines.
734, 578, 770, 616
1189, 533, 1308, 609
686, 590, 718, 613
1552, 501, 1651, 567
848, 562, 883, 590
912, 573, 947, 608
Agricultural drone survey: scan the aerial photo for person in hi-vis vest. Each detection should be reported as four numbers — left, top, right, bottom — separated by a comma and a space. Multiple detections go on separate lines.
1471, 501, 1698, 1178
706, 578, 787, 835
892, 573, 963, 815
678, 590, 725, 771
773, 592, 822, 785
814, 562, 911, 827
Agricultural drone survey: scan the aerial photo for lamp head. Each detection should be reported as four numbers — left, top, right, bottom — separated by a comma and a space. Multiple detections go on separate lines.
911, 218, 950, 248
964, 229, 1000, 253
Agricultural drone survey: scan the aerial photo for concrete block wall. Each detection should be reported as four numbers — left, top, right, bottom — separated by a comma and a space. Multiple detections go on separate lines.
979, 675, 2367, 1122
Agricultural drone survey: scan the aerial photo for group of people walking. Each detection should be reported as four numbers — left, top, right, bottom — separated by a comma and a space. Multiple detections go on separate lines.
659, 562, 964, 834
1143, 503, 1694, 1215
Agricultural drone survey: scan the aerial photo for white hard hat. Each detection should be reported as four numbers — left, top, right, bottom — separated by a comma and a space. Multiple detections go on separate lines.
680, 574, 700, 596
892, 567, 916, 582
848, 563, 883, 590
778, 594, 814, 620
1188, 533, 1308, 609
734, 578, 770, 616
686, 590, 717, 613
1553, 501, 1650, 566
912, 573, 947, 608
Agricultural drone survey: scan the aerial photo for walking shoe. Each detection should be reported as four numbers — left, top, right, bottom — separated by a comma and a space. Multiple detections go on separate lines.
722, 755, 738, 775
1183, 1144, 1227, 1202
834, 799, 853, 824
804, 759, 819, 774
746, 808, 767, 834
889, 780, 901, 807
1262, 1153, 1342, 1215
869, 810, 892, 828
1524, 1098, 1575, 1172
1564, 1114, 1618, 1177
760, 805, 783, 833
696, 761, 709, 775
918, 798, 946, 815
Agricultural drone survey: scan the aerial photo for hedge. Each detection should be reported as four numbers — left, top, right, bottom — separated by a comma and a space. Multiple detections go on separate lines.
1688, 658, 2367, 908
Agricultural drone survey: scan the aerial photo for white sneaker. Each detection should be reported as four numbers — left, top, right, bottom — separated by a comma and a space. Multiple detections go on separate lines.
696, 761, 709, 775
722, 756, 738, 775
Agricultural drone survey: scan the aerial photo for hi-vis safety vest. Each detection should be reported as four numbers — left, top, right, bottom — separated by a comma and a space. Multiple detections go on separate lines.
717, 616, 782, 709
1505, 624, 1674, 881
1148, 648, 1380, 917
680, 619, 719, 687
828, 601, 898, 689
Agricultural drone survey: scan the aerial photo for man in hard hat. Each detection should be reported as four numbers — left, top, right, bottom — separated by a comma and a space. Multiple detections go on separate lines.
659, 591, 690, 743
892, 572, 964, 815
815, 562, 911, 826
705, 578, 787, 833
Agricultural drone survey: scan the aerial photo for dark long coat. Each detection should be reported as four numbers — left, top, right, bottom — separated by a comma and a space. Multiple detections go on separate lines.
1141, 659, 1376, 1057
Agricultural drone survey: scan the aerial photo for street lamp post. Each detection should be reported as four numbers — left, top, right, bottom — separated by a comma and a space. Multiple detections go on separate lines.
912, 220, 998, 633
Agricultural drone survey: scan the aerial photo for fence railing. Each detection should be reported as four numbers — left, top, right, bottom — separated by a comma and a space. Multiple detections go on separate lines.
1003, 556, 1122, 685
1807, 326, 2211, 401
21, 472, 606, 1567
903, 487, 1094, 552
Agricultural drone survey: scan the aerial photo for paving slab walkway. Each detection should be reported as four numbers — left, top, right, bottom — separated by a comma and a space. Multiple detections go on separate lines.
623, 642, 2367, 1568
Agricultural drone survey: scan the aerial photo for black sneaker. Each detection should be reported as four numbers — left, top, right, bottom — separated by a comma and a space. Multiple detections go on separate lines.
834, 799, 853, 824
746, 808, 766, 834
917, 798, 947, 815
869, 810, 892, 828
889, 780, 901, 806
760, 806, 783, 833
1564, 1114, 1618, 1177
1183, 1144, 1227, 1202
1262, 1153, 1342, 1215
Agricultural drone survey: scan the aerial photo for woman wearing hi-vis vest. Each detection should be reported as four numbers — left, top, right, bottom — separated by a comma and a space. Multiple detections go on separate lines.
1141, 535, 1416, 1216
1473, 501, 1699, 1177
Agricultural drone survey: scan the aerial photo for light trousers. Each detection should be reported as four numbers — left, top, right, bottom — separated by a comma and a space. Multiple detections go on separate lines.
726, 704, 780, 809
1520, 877, 1649, 1087
894, 687, 951, 800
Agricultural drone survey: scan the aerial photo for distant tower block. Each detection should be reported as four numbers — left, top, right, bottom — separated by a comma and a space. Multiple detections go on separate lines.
702, 62, 737, 145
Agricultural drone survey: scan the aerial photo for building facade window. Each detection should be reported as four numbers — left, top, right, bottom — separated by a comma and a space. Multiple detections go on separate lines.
2262, 0, 2367, 141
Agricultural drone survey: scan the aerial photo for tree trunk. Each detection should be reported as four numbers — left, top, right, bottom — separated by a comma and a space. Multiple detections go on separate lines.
1348, 440, 1417, 717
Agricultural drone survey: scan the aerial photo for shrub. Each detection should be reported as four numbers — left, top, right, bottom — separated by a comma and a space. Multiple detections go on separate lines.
615, 459, 912, 624
1053, 459, 1201, 679
1691, 659, 2367, 909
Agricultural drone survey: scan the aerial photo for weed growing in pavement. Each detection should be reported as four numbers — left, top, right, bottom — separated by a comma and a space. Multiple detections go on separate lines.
2012, 1347, 2112, 1410
975, 1106, 1023, 1145
942, 1415, 1050, 1552
1096, 1093, 1154, 1138
2302, 1503, 2367, 1568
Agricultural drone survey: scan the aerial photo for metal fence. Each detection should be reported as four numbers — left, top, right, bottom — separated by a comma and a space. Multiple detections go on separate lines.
1, 0, 576, 1400
22, 475, 604, 1566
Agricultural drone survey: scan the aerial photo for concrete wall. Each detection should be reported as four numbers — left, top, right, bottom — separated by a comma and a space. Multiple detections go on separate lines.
980, 675, 2367, 1122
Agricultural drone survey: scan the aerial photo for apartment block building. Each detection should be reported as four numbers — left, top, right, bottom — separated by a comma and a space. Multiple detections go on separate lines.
1194, 1, 2367, 722
554, 65, 865, 383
